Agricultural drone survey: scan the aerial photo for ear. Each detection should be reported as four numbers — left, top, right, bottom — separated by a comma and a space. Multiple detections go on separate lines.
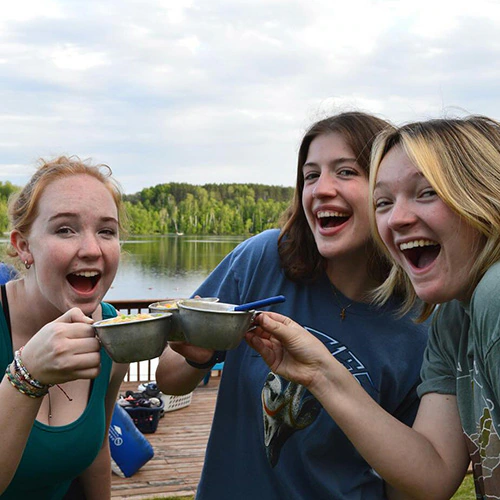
10, 230, 32, 266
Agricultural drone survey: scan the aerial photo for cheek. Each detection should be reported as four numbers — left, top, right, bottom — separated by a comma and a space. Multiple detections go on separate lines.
107, 245, 121, 266
301, 189, 310, 209
301, 191, 314, 219
374, 214, 388, 240
37, 244, 71, 265
357, 204, 371, 225
375, 216, 396, 253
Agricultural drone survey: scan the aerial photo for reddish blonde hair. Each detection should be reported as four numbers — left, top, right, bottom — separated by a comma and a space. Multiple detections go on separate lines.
8, 155, 127, 257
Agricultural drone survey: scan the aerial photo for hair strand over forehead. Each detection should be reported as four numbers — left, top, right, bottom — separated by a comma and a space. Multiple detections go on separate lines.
278, 111, 392, 284
369, 115, 500, 321
7, 155, 127, 257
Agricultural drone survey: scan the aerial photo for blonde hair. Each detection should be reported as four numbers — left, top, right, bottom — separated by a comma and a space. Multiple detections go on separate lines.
369, 115, 500, 321
8, 155, 127, 257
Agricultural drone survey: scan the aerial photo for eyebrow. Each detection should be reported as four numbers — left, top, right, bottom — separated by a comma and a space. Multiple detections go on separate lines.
48, 212, 118, 224
302, 157, 357, 169
374, 170, 425, 190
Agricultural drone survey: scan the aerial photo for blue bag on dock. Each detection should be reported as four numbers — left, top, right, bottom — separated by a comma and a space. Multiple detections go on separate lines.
109, 403, 154, 478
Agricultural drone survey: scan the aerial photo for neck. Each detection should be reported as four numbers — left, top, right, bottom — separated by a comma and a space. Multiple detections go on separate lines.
7, 280, 62, 348
326, 260, 379, 303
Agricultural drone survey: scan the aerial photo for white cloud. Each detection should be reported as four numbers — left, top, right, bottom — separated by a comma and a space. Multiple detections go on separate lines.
1, 0, 500, 193
0, 0, 63, 23
51, 44, 108, 71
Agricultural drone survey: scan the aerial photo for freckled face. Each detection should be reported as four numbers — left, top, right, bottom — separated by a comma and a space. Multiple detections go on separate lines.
373, 146, 483, 303
24, 174, 120, 316
302, 133, 372, 265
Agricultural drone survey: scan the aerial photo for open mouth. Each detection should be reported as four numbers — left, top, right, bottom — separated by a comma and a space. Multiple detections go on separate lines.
400, 240, 440, 269
67, 271, 101, 293
317, 210, 350, 229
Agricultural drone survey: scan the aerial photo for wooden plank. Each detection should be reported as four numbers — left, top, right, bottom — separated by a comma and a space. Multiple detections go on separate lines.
111, 375, 220, 499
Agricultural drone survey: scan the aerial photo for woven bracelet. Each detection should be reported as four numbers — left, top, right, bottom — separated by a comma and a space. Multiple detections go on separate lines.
14, 347, 51, 390
5, 364, 49, 398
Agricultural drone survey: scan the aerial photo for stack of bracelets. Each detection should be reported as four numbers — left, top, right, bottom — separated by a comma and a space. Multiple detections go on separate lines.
5, 346, 51, 398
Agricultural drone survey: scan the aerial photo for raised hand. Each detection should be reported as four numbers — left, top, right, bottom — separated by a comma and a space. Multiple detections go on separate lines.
246, 311, 333, 390
19, 308, 102, 385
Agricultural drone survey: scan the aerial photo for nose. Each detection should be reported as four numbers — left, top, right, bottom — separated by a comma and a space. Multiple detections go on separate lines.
312, 172, 337, 199
387, 198, 417, 230
79, 232, 103, 259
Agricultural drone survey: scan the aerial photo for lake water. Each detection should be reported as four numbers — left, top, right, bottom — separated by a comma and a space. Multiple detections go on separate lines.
0, 234, 247, 380
0, 234, 246, 301
104, 234, 247, 301
106, 235, 247, 380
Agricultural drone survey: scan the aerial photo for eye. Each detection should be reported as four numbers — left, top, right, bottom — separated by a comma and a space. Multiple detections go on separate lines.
420, 188, 437, 199
99, 228, 118, 238
55, 227, 74, 235
337, 168, 357, 177
374, 198, 391, 210
303, 170, 319, 182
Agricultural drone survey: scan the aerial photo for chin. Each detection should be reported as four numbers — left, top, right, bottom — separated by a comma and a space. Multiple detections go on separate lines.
414, 288, 450, 305
316, 243, 342, 259
70, 297, 100, 315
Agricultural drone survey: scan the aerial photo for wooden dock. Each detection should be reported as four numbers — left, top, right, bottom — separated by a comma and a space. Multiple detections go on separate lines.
111, 376, 220, 499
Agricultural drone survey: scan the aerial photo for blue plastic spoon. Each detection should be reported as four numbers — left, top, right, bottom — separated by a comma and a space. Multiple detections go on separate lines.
232, 295, 286, 311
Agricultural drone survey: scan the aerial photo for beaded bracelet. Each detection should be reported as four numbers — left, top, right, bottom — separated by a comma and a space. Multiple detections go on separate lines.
14, 348, 47, 390
7, 347, 73, 402
6, 347, 52, 398
5, 363, 49, 398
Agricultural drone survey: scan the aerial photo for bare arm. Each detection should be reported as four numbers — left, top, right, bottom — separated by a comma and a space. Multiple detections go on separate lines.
0, 309, 99, 494
383, 394, 469, 500
0, 373, 44, 493
155, 343, 215, 395
247, 312, 470, 500
318, 374, 469, 500
78, 440, 112, 500
78, 361, 129, 499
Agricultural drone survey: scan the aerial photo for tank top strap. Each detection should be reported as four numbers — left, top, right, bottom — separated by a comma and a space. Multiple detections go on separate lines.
1, 284, 12, 336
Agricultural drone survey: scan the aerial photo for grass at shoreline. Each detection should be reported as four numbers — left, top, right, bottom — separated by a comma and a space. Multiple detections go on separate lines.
452, 473, 475, 498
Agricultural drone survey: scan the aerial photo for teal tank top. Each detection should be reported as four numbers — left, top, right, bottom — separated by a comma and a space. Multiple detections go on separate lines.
0, 302, 117, 499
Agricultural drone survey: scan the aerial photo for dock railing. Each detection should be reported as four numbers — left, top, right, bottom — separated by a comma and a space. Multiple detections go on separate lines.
106, 298, 164, 382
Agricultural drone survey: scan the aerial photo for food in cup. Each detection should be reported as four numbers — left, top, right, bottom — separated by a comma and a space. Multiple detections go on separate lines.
98, 313, 156, 325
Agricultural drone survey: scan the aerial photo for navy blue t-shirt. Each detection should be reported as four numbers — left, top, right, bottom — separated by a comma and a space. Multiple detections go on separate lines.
195, 229, 428, 500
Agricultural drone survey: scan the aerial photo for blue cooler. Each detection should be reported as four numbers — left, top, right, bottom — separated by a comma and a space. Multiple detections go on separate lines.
109, 403, 154, 477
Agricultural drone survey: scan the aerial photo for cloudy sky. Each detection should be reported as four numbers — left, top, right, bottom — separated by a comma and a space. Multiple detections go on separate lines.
1, 0, 499, 194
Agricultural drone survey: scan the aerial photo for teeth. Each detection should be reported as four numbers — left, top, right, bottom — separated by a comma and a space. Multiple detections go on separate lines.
399, 240, 437, 251
74, 271, 99, 278
317, 210, 349, 218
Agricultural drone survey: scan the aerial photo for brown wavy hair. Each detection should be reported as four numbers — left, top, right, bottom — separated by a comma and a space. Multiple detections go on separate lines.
278, 111, 392, 284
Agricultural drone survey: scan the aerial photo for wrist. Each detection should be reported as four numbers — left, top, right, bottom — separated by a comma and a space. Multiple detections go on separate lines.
6, 355, 51, 398
307, 354, 346, 400
185, 351, 224, 370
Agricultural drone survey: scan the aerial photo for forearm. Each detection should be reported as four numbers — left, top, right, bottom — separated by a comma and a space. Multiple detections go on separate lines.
0, 373, 43, 493
156, 348, 208, 395
310, 365, 468, 500
79, 442, 111, 500
78, 363, 130, 500
250, 312, 469, 499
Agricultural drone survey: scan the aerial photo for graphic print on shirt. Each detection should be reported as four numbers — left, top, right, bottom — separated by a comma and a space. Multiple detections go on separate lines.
261, 327, 375, 467
460, 361, 500, 496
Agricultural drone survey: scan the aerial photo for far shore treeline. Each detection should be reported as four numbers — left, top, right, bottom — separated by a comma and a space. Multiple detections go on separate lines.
0, 181, 294, 236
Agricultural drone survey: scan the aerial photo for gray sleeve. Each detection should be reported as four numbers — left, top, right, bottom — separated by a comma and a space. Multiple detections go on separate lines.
417, 304, 462, 398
